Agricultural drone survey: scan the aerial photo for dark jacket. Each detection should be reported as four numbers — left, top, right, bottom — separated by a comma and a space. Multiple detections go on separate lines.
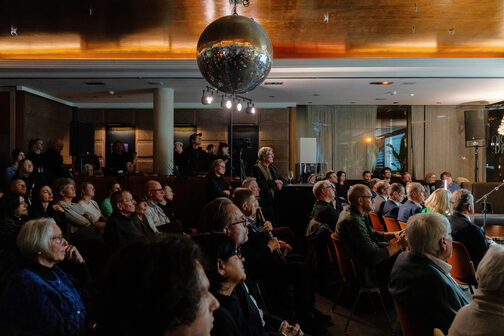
104, 213, 143, 250
313, 200, 341, 227
183, 147, 209, 175
382, 199, 400, 220
448, 212, 489, 269
397, 199, 422, 223
205, 174, 230, 202
389, 251, 470, 334
250, 163, 283, 222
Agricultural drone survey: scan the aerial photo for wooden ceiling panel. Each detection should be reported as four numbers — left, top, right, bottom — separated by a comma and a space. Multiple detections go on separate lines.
0, 0, 503, 59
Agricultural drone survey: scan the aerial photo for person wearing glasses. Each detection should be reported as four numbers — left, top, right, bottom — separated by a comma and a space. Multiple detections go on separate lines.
193, 232, 304, 336
389, 213, 470, 335
335, 184, 407, 287
144, 180, 173, 233
0, 218, 87, 336
397, 182, 426, 223
381, 183, 406, 220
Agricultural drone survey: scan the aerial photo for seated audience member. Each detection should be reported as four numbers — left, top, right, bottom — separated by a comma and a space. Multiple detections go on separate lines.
397, 182, 426, 223
145, 180, 176, 233
78, 182, 105, 225
98, 234, 219, 336
381, 167, 392, 183
382, 183, 405, 220
372, 180, 390, 213
251, 147, 284, 223
30, 185, 66, 234
132, 198, 156, 235
368, 177, 381, 198
335, 184, 407, 287
422, 188, 452, 216
0, 218, 87, 336
3, 149, 24, 188
448, 189, 489, 269
54, 178, 97, 240
0, 193, 29, 252
361, 170, 372, 187
448, 245, 504, 336
312, 180, 342, 227
306, 173, 317, 184
104, 190, 144, 250
441, 171, 461, 193
82, 163, 94, 177
325, 171, 338, 191
206, 159, 231, 202
389, 213, 470, 334
15, 158, 46, 198
242, 177, 260, 197
423, 172, 437, 197
9, 177, 28, 197
157, 185, 177, 223
400, 171, 412, 186
217, 142, 231, 176
193, 233, 303, 336
335, 170, 349, 204
100, 181, 121, 220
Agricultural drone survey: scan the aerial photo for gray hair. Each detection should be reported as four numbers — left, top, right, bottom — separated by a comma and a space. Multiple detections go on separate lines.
450, 189, 474, 213
257, 146, 273, 160
476, 245, 504, 295
313, 180, 331, 199
16, 218, 56, 258
83, 163, 94, 174
406, 182, 424, 196
241, 177, 257, 189
53, 177, 76, 199
406, 213, 451, 256
389, 183, 405, 197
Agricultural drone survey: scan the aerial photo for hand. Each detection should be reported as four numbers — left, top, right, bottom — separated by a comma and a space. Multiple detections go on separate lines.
275, 179, 283, 191
267, 237, 281, 251
279, 240, 293, 252
52, 204, 64, 213
393, 230, 405, 240
65, 245, 85, 264
280, 321, 304, 336
262, 221, 273, 232
396, 231, 408, 248
223, 190, 231, 195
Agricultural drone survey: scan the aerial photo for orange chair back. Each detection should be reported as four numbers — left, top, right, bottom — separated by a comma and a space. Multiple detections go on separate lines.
394, 299, 433, 336
369, 212, 384, 232
447, 241, 475, 285
327, 232, 337, 264
382, 217, 400, 243
398, 220, 407, 230
330, 233, 354, 283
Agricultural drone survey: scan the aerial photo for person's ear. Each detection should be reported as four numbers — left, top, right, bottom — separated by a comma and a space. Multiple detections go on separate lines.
217, 259, 226, 277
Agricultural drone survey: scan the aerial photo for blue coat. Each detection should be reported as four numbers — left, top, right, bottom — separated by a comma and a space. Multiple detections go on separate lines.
448, 212, 489, 269
397, 199, 422, 223
389, 252, 470, 334
382, 199, 400, 220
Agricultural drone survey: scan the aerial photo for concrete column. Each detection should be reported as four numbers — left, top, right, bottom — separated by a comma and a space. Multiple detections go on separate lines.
153, 88, 174, 175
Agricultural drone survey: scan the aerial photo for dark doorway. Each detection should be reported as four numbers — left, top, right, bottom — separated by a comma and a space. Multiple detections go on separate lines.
229, 125, 259, 178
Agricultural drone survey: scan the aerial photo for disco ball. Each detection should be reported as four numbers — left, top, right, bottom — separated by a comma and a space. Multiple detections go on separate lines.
197, 15, 273, 94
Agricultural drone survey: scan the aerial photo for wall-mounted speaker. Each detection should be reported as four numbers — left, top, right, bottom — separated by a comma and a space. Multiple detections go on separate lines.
464, 109, 488, 147
70, 121, 94, 156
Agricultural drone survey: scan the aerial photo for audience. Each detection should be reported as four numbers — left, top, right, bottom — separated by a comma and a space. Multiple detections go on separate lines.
389, 213, 470, 334
3, 148, 24, 188
251, 147, 284, 223
382, 183, 405, 220
0, 218, 87, 336
449, 189, 489, 269
173, 139, 184, 174
423, 171, 437, 197
422, 188, 452, 216
0, 193, 29, 252
158, 184, 178, 225
97, 234, 219, 336
132, 198, 156, 235
193, 232, 304, 336
335, 184, 407, 287
335, 170, 349, 204
100, 181, 121, 220
361, 170, 372, 187
449, 245, 504, 336
29, 185, 66, 234
108, 141, 132, 175
183, 132, 209, 175
242, 176, 260, 198
372, 180, 390, 213
78, 182, 105, 225
206, 159, 231, 201
401, 171, 412, 186
26, 138, 47, 174
441, 171, 461, 193
312, 180, 341, 227
82, 163, 94, 177
368, 177, 381, 197
144, 180, 172, 233
397, 182, 426, 223
45, 139, 65, 181
381, 167, 392, 183
325, 170, 338, 191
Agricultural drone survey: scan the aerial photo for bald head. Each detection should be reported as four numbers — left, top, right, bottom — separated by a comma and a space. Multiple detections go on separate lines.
145, 180, 164, 203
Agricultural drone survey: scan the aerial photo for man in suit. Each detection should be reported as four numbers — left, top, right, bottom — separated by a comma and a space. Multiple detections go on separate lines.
335, 184, 407, 287
448, 189, 489, 269
389, 213, 470, 334
382, 183, 405, 220
372, 180, 389, 213
397, 182, 426, 223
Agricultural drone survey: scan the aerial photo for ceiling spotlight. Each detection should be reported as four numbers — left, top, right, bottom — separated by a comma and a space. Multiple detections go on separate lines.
225, 98, 233, 109
365, 137, 373, 143
201, 89, 214, 105
246, 103, 256, 114
370, 81, 393, 85
236, 100, 243, 111
409, 93, 415, 97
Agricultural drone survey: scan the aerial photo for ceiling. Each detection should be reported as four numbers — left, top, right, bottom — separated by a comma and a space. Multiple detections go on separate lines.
1, 1, 504, 107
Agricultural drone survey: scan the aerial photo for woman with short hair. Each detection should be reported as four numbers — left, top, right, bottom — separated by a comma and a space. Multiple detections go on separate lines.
0, 193, 29, 252
0, 218, 87, 336
422, 188, 452, 216
206, 159, 231, 202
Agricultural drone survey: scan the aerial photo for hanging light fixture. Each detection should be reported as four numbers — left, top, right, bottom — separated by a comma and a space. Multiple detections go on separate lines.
201, 87, 215, 105
246, 103, 256, 114
498, 116, 504, 135
196, 0, 273, 94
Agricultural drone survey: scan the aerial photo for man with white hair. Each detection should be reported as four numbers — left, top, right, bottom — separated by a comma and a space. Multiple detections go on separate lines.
397, 182, 426, 223
312, 180, 341, 227
389, 212, 470, 334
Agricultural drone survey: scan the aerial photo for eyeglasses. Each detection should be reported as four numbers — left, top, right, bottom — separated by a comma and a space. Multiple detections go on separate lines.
230, 218, 247, 227
50, 234, 66, 244
230, 250, 243, 259
149, 189, 163, 193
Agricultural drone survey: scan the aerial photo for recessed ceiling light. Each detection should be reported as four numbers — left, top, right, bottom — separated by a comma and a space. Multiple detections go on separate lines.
393, 101, 399, 104
370, 81, 393, 85
148, 81, 164, 86
84, 81, 105, 86
409, 93, 415, 97
402, 82, 416, 85
263, 82, 283, 86
268, 95, 275, 98
313, 93, 320, 96
307, 102, 313, 104
350, 102, 356, 104
437, 102, 442, 104
109, 90, 115, 95
375, 98, 386, 101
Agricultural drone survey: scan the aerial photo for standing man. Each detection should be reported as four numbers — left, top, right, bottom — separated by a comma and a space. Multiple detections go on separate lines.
173, 140, 184, 174
45, 139, 65, 182
397, 182, 426, 223
183, 133, 209, 175
251, 147, 284, 224
382, 183, 406, 220
335, 184, 407, 287
26, 138, 46, 174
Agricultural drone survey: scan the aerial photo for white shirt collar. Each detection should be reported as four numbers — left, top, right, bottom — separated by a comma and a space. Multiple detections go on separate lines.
391, 199, 401, 207
425, 253, 452, 274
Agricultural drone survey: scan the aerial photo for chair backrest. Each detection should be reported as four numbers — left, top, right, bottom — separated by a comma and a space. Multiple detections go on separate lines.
447, 241, 476, 285
330, 233, 355, 283
383, 217, 400, 243
394, 299, 433, 336
326, 231, 337, 264
369, 212, 384, 231
484, 225, 504, 238
398, 220, 407, 230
